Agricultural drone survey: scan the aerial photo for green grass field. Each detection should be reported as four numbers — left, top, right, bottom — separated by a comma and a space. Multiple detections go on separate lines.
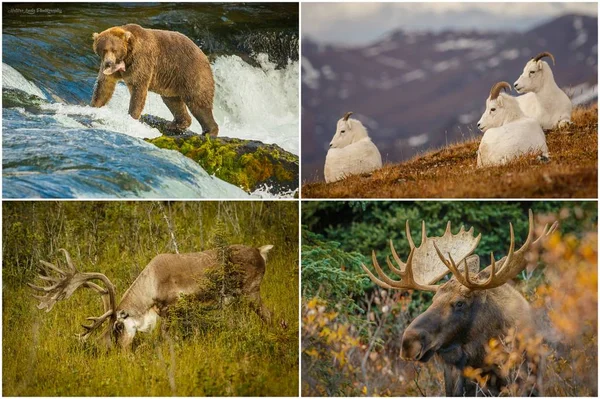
3, 201, 299, 396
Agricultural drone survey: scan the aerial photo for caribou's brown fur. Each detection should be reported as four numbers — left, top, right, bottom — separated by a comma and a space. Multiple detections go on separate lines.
29, 244, 273, 350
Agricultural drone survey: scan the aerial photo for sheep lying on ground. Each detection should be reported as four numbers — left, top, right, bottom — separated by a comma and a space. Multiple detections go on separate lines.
324, 112, 382, 183
514, 51, 572, 130
476, 82, 549, 167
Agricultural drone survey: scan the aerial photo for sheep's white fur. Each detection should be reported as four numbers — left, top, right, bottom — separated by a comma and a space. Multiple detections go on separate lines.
324, 114, 382, 183
513, 54, 572, 130
477, 84, 549, 167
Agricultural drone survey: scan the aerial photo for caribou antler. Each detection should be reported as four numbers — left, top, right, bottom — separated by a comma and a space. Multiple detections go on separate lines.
362, 219, 483, 293
28, 249, 118, 340
433, 209, 559, 290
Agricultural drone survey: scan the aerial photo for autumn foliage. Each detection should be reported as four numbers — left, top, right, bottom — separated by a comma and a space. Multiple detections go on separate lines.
301, 207, 597, 396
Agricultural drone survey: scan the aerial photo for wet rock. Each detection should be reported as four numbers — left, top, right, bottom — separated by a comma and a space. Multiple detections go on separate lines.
141, 114, 298, 196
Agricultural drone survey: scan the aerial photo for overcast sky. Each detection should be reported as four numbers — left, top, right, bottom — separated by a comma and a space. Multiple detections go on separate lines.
302, 2, 598, 45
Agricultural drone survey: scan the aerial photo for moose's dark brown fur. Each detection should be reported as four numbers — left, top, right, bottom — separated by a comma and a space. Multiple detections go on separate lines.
362, 210, 557, 396
401, 270, 535, 396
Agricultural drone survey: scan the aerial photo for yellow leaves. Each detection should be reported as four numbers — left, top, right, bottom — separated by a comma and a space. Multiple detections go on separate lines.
305, 348, 319, 358
306, 297, 318, 310
482, 328, 545, 395
332, 350, 347, 367
302, 297, 361, 374
546, 230, 563, 249
537, 230, 598, 340
463, 367, 489, 388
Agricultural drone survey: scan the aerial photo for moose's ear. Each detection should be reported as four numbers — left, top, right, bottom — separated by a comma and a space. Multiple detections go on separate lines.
92, 32, 99, 40
124, 31, 132, 41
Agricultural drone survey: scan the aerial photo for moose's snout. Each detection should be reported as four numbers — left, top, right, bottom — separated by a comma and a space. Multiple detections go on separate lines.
401, 328, 427, 360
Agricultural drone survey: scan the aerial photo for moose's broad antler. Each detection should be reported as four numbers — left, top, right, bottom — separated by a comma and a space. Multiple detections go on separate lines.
433, 209, 559, 291
362, 219, 482, 293
28, 249, 117, 340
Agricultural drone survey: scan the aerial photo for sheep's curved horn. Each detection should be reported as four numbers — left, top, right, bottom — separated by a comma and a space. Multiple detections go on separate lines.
490, 82, 511, 100
533, 51, 555, 66
342, 112, 353, 121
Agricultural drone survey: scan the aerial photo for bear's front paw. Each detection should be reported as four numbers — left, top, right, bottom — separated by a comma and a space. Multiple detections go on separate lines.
165, 121, 190, 133
202, 127, 219, 138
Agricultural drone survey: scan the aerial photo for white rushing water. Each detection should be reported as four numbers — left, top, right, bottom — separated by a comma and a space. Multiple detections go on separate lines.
31, 54, 299, 154
2, 56, 298, 198
2, 63, 47, 99
3, 64, 279, 199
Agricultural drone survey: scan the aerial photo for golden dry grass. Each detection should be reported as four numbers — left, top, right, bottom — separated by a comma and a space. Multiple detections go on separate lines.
302, 105, 598, 198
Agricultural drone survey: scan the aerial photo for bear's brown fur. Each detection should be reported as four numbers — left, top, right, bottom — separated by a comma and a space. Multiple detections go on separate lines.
91, 24, 219, 136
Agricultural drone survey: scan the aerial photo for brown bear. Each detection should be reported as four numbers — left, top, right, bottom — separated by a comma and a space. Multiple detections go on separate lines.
91, 24, 219, 136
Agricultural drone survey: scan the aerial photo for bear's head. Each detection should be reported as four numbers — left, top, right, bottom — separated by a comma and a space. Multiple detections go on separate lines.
92, 27, 133, 76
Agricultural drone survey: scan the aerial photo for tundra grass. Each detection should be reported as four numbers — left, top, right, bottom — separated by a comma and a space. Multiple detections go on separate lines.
2, 202, 299, 396
302, 105, 598, 198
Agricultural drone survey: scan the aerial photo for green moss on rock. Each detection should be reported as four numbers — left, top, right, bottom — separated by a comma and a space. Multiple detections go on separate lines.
142, 115, 298, 195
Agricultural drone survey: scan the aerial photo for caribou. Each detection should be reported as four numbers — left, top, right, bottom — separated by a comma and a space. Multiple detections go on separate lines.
29, 244, 274, 350
362, 210, 558, 396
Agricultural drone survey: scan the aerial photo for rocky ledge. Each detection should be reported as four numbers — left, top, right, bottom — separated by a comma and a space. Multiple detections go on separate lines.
140, 115, 299, 196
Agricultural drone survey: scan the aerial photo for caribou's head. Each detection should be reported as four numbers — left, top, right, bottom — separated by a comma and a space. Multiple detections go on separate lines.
362, 210, 558, 364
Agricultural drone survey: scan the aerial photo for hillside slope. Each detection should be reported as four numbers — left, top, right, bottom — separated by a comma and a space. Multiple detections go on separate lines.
302, 105, 597, 198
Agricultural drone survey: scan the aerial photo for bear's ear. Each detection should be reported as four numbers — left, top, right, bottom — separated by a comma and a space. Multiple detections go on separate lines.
124, 31, 133, 41
92, 32, 99, 41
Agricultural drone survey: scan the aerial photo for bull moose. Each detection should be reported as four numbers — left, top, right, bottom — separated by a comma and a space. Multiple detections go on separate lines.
29, 244, 274, 350
362, 210, 557, 396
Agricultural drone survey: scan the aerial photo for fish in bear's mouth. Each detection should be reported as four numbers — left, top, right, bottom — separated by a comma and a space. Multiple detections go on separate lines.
103, 61, 126, 75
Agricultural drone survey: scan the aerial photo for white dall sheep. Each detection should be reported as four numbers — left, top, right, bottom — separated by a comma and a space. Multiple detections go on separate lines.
513, 51, 572, 130
324, 112, 382, 183
476, 81, 549, 167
